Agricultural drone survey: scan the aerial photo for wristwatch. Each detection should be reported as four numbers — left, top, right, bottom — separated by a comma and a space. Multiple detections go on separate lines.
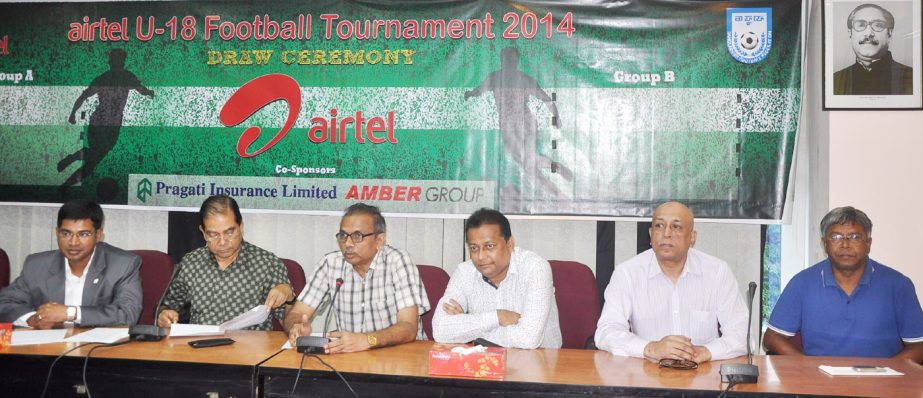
367, 334, 378, 348
66, 306, 77, 322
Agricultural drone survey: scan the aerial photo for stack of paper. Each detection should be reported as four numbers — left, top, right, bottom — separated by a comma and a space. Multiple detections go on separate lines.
64, 328, 129, 344
10, 329, 68, 346
818, 365, 904, 376
170, 305, 270, 337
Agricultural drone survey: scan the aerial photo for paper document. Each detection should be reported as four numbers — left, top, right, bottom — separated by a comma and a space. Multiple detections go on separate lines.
10, 329, 68, 346
818, 365, 904, 376
170, 305, 270, 337
64, 328, 129, 344
169, 323, 223, 337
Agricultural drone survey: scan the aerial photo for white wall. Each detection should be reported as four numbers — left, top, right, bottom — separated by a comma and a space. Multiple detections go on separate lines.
829, 111, 923, 304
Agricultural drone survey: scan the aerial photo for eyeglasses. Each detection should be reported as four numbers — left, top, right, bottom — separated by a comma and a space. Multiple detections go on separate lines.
658, 358, 698, 370
335, 230, 381, 243
204, 228, 238, 242
851, 19, 889, 32
827, 232, 866, 244
57, 230, 95, 241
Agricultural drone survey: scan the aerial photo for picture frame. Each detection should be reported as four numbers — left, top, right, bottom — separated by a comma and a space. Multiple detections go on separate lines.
823, 0, 923, 110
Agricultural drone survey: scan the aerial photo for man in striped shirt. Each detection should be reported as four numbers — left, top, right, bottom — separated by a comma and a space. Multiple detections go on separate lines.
285, 203, 429, 353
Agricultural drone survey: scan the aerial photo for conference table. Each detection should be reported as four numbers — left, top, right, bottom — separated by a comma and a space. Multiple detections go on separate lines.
2, 329, 922, 398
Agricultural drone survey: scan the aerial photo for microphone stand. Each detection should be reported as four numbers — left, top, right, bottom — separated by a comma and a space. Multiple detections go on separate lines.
298, 278, 344, 353
720, 281, 759, 384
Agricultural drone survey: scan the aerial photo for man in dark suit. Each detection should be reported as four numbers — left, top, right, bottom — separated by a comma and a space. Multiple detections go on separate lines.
833, 4, 913, 95
0, 200, 142, 328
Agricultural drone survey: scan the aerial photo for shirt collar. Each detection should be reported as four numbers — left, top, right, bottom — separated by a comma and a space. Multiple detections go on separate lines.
64, 248, 95, 281
646, 248, 701, 279
820, 258, 875, 287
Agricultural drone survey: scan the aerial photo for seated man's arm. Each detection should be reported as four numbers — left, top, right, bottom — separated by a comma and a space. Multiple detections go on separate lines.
701, 266, 750, 361
79, 253, 143, 326
495, 262, 556, 349
264, 257, 294, 322
893, 342, 923, 363
432, 268, 500, 344
157, 263, 190, 327
0, 265, 39, 324
284, 300, 317, 345
595, 269, 652, 358
762, 328, 803, 355
325, 305, 419, 354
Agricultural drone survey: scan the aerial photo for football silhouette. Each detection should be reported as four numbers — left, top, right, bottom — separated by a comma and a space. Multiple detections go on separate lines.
740, 32, 759, 50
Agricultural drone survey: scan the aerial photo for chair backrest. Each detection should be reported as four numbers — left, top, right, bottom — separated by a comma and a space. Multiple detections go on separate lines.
417, 264, 450, 341
549, 260, 601, 349
272, 258, 307, 331
0, 248, 10, 289
131, 250, 175, 325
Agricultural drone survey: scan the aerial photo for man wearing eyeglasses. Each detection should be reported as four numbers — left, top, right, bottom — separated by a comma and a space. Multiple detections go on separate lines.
833, 4, 913, 95
285, 203, 429, 353
0, 200, 142, 329
157, 195, 293, 330
763, 207, 923, 361
595, 201, 749, 363
431, 208, 561, 348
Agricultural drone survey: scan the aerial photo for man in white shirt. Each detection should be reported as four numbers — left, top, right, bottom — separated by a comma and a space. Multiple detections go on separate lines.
432, 208, 561, 349
0, 200, 142, 328
595, 201, 748, 362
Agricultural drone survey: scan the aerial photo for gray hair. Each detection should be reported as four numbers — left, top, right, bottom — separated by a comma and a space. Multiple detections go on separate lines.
343, 203, 386, 233
820, 206, 872, 237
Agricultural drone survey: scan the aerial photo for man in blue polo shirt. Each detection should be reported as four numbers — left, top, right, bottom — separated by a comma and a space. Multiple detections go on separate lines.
763, 207, 923, 361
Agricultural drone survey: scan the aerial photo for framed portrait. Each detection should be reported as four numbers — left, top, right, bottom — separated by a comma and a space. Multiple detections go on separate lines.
823, 0, 923, 110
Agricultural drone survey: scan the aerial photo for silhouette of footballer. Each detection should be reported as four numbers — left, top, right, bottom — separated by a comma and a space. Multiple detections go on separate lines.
61, 49, 154, 189
464, 47, 572, 203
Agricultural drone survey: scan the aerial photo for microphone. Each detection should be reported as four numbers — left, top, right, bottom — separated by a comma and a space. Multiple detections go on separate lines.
297, 278, 344, 354
130, 261, 184, 341
720, 281, 759, 384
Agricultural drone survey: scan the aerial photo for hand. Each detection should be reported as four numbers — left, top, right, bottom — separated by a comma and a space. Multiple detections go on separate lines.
68, 114, 76, 124
26, 313, 60, 330
36, 302, 68, 323
692, 345, 712, 363
644, 335, 695, 362
288, 314, 312, 346
265, 283, 294, 309
496, 309, 521, 326
442, 299, 464, 315
157, 309, 179, 328
324, 331, 371, 354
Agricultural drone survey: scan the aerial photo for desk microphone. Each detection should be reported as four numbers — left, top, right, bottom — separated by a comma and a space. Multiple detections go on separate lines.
129, 261, 184, 341
720, 281, 759, 384
297, 278, 344, 354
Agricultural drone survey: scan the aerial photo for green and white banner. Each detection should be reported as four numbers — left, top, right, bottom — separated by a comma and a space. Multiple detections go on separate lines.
0, 0, 802, 219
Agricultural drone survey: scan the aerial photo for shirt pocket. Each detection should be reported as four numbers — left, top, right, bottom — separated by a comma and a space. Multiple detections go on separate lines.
689, 309, 719, 345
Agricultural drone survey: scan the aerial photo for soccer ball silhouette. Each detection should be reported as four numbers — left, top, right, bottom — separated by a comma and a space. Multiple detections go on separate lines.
740, 32, 759, 50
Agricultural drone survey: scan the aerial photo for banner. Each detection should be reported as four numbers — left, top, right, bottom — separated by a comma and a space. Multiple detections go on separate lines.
0, 1, 802, 219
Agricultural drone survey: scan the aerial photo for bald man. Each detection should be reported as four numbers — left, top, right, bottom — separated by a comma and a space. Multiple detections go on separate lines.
595, 201, 749, 362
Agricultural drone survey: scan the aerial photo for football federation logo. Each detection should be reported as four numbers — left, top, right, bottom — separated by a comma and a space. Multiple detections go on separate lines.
727, 8, 772, 64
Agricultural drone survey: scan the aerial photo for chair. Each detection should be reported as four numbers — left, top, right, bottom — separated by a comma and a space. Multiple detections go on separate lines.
549, 260, 601, 349
272, 258, 307, 331
0, 248, 10, 289
131, 250, 175, 325
417, 264, 450, 340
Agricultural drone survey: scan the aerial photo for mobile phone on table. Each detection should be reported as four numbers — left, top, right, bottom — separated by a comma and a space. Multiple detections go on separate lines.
188, 338, 235, 348
852, 365, 886, 372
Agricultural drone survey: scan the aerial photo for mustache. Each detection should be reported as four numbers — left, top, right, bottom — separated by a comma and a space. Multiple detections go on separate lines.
859, 37, 880, 45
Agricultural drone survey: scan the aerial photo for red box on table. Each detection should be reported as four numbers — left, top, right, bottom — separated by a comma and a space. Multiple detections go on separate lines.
0, 323, 11, 347
428, 344, 506, 379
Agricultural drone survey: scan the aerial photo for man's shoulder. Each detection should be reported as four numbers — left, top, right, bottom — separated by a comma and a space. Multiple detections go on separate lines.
179, 246, 212, 264
615, 249, 655, 270
687, 248, 731, 269
96, 243, 141, 268
378, 245, 414, 266
22, 250, 62, 274
240, 241, 281, 262
513, 247, 549, 267
868, 259, 914, 285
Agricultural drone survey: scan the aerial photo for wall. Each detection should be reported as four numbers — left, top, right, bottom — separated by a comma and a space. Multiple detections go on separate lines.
829, 111, 923, 304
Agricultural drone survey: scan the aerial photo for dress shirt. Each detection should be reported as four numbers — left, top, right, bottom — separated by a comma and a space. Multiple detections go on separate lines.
432, 247, 562, 349
300, 245, 429, 339
14, 251, 94, 326
595, 248, 748, 360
